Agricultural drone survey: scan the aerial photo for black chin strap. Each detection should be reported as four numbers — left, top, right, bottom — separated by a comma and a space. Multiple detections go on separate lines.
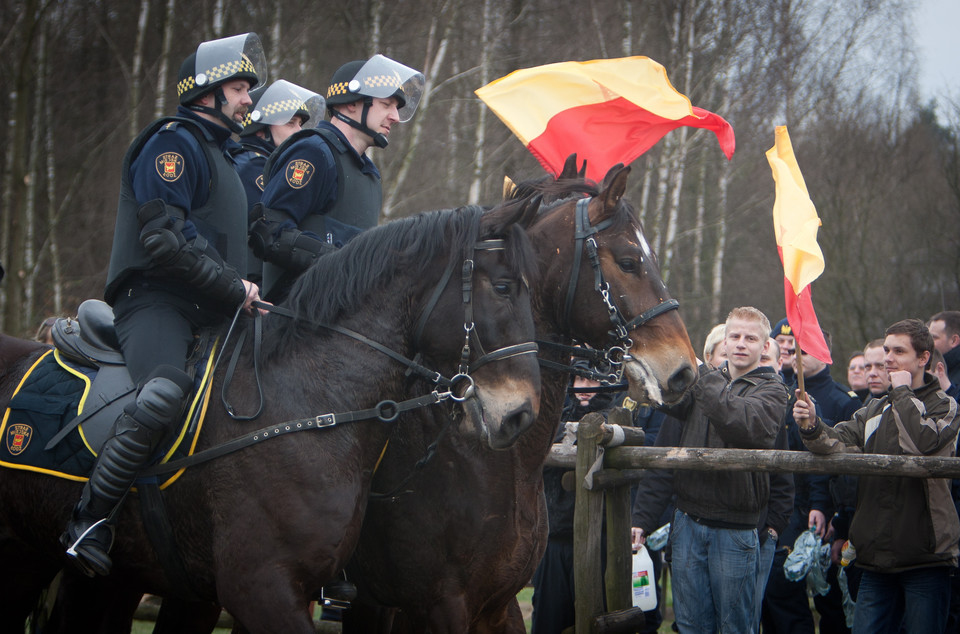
333, 99, 388, 148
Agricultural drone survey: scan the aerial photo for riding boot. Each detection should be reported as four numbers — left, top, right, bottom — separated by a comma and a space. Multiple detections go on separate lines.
62, 366, 192, 577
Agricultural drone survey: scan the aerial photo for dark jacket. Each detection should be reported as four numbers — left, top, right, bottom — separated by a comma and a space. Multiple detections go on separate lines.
801, 374, 960, 572
946, 345, 960, 395
664, 363, 789, 528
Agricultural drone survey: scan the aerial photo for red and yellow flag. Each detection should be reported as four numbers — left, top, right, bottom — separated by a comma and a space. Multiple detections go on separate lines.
475, 57, 735, 182
766, 126, 832, 364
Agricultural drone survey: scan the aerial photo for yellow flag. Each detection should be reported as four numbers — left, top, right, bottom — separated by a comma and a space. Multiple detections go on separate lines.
766, 126, 824, 293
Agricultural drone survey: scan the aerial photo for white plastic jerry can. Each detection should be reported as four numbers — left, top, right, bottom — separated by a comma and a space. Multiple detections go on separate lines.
631, 545, 658, 611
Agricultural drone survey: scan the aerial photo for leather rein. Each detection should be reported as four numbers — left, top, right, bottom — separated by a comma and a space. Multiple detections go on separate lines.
142, 233, 537, 477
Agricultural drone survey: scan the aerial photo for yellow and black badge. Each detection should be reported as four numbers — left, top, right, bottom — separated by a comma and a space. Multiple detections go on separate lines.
256, 174, 264, 191
285, 159, 314, 189
6, 423, 32, 455
156, 152, 185, 182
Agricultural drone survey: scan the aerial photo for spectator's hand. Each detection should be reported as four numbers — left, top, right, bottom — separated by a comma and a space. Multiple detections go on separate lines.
793, 391, 815, 430
241, 280, 269, 315
825, 518, 836, 542
808, 509, 826, 538
889, 370, 912, 389
631, 527, 646, 551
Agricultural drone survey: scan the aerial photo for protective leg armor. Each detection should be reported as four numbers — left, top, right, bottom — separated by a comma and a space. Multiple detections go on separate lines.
63, 366, 192, 576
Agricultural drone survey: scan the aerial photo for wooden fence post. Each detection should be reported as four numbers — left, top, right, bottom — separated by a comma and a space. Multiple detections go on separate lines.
574, 413, 605, 633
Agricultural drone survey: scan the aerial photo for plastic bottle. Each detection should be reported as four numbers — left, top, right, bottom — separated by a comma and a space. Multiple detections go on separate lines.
631, 545, 658, 611
646, 522, 671, 551
840, 540, 856, 567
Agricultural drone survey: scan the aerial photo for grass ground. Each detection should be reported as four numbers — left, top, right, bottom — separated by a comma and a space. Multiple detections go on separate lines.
130, 581, 677, 633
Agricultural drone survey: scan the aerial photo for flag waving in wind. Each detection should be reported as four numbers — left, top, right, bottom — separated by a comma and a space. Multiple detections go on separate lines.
475, 57, 735, 182
767, 126, 832, 364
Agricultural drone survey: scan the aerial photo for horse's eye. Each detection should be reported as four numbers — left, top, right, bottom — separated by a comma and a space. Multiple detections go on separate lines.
618, 259, 638, 273
493, 281, 513, 296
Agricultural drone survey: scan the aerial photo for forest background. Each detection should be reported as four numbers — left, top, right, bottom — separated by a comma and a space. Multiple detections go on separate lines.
1, 0, 958, 383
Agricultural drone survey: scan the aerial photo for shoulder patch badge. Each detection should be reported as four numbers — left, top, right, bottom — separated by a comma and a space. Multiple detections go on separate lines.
6, 423, 32, 455
285, 159, 315, 189
256, 174, 264, 191
156, 152, 185, 182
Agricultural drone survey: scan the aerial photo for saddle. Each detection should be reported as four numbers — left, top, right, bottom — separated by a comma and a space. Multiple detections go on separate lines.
48, 300, 136, 453
0, 299, 214, 475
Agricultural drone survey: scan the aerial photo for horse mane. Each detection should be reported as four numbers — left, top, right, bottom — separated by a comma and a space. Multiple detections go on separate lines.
261, 201, 537, 358
510, 174, 639, 233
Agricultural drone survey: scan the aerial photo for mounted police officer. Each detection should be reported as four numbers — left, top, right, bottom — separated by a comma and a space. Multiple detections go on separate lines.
233, 80, 324, 282
249, 54, 425, 302
62, 33, 268, 577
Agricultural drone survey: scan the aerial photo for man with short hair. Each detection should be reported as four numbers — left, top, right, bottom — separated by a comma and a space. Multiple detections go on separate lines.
796, 319, 960, 633
929, 311, 960, 389
862, 339, 891, 402
772, 318, 797, 385
63, 33, 267, 577
659, 307, 789, 632
233, 80, 323, 282
250, 55, 424, 302
847, 352, 868, 401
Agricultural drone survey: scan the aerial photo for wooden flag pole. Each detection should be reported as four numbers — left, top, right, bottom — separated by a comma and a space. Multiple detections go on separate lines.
795, 341, 807, 403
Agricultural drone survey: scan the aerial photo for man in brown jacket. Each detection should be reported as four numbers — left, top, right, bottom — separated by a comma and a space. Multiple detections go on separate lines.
795, 318, 960, 634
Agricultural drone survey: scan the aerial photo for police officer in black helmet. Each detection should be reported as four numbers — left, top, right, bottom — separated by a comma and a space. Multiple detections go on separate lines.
250, 55, 425, 303
62, 33, 267, 577
233, 80, 324, 283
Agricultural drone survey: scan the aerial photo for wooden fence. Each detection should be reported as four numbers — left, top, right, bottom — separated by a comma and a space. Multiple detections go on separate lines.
546, 414, 960, 634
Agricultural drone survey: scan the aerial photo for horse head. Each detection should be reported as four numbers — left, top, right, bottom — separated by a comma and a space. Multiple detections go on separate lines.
524, 156, 697, 406
410, 199, 542, 450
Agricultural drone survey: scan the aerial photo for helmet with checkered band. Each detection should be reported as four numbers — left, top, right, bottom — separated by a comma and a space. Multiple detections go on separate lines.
325, 54, 423, 122
241, 80, 324, 140
178, 33, 267, 133
324, 55, 424, 148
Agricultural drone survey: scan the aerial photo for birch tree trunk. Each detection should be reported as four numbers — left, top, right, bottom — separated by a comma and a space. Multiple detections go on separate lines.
44, 87, 63, 316
368, 0, 383, 56
382, 0, 456, 218
1, 0, 40, 336
661, 2, 697, 283
468, 0, 495, 204
23, 23, 46, 326
129, 0, 149, 138
153, 0, 176, 119
710, 156, 730, 325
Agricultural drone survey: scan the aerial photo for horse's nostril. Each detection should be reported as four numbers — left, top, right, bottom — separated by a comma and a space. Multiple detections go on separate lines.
668, 365, 696, 394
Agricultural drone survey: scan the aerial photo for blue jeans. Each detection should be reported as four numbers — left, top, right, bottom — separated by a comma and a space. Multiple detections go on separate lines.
671, 510, 759, 634
853, 566, 951, 634
754, 532, 777, 629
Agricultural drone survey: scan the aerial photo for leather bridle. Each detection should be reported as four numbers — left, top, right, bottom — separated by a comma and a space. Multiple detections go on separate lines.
541, 197, 679, 383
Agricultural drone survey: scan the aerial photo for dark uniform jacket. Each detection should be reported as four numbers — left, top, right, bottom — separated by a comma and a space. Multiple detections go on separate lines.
801, 374, 960, 572
258, 121, 381, 299
105, 108, 246, 309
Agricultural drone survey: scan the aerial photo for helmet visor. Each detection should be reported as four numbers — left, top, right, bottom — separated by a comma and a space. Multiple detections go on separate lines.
195, 33, 266, 91
351, 54, 425, 122
248, 80, 324, 129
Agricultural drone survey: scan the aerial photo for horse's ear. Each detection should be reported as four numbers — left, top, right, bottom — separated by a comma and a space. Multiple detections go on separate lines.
558, 154, 579, 180
556, 154, 587, 181
595, 163, 630, 219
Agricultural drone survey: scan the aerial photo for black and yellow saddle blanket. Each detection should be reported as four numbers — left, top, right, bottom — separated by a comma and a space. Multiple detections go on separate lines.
0, 346, 217, 488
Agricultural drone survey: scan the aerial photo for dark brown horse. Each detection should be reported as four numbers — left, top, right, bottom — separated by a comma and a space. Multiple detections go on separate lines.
0, 200, 543, 634
343, 159, 698, 632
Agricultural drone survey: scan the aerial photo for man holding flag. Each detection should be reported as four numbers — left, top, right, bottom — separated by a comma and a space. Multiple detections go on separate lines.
795, 319, 960, 633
